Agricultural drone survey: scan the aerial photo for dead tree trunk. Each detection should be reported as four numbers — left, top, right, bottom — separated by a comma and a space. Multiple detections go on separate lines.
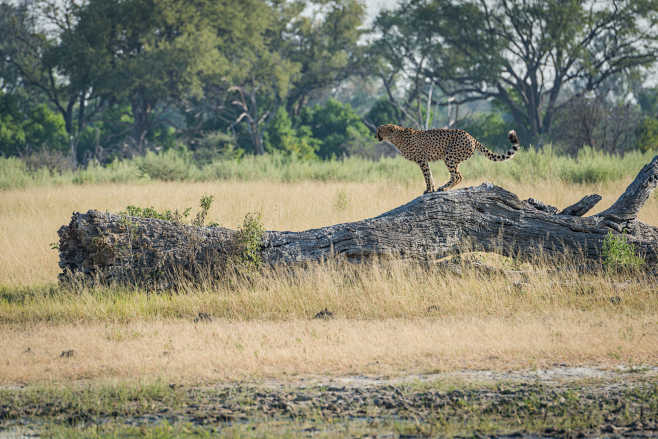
58, 156, 658, 287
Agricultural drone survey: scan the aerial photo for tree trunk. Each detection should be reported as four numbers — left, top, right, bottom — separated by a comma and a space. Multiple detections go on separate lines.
58, 156, 658, 288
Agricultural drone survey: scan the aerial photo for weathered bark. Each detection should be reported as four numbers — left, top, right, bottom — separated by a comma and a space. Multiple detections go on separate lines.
559, 194, 602, 217
58, 156, 658, 287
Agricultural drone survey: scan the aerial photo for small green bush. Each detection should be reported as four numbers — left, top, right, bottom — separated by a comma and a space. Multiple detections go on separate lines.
136, 149, 195, 181
119, 194, 215, 226
121, 205, 191, 223
192, 195, 214, 227
236, 212, 265, 269
601, 231, 645, 271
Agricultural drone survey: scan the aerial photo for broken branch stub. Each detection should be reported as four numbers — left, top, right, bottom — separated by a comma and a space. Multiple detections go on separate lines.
559, 194, 602, 217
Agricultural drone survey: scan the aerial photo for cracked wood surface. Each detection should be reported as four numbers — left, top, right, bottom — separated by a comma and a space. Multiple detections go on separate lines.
58, 156, 658, 286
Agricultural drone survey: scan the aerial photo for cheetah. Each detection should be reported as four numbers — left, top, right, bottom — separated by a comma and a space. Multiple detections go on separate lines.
376, 124, 520, 193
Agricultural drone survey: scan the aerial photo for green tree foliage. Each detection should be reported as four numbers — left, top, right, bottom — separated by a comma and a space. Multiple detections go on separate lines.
55, 0, 223, 151
282, 0, 367, 116
637, 87, 658, 116
637, 86, 658, 152
460, 112, 515, 152
365, 98, 404, 128
74, 105, 133, 163
372, 0, 658, 143
2, 0, 658, 161
369, 0, 443, 128
0, 92, 68, 156
299, 98, 370, 158
185, 0, 301, 155
637, 118, 658, 152
264, 107, 318, 159
0, 1, 85, 148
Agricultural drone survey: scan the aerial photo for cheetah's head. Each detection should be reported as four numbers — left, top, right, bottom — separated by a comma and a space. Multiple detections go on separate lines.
376, 124, 401, 142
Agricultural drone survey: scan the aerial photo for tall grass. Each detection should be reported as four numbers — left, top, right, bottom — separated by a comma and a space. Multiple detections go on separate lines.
1, 258, 655, 325
2, 146, 655, 190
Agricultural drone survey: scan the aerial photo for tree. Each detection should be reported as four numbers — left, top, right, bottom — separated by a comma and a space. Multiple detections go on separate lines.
550, 95, 641, 154
217, 0, 367, 155
372, 0, 658, 143
0, 3, 24, 94
299, 98, 370, 158
0, 91, 68, 156
57, 0, 224, 153
0, 0, 92, 163
281, 0, 367, 116
364, 97, 404, 130
264, 106, 318, 159
369, 0, 444, 128
180, 0, 300, 155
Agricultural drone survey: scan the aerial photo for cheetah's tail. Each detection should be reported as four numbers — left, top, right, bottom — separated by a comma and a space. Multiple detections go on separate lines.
476, 130, 520, 162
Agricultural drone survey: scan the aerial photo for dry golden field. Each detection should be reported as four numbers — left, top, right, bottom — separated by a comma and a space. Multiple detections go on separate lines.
1, 178, 656, 286
0, 178, 657, 385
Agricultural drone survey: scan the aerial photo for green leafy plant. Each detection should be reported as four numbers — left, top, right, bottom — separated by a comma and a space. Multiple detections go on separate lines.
602, 231, 645, 271
121, 205, 191, 223
192, 195, 214, 227
236, 211, 265, 269
120, 194, 216, 227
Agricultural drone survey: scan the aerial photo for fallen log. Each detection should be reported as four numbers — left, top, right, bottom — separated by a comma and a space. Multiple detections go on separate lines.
58, 156, 658, 287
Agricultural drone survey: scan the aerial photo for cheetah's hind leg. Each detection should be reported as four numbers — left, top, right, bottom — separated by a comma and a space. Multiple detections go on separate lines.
418, 161, 435, 194
437, 162, 463, 191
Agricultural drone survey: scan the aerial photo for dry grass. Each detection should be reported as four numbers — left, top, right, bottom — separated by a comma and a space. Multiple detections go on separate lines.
1, 261, 656, 324
0, 178, 656, 385
2, 311, 656, 385
1, 178, 656, 286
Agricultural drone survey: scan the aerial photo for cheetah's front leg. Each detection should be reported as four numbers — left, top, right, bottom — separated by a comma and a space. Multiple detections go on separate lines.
418, 161, 435, 194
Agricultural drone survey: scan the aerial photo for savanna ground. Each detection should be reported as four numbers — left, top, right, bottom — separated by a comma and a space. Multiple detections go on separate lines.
1, 154, 657, 438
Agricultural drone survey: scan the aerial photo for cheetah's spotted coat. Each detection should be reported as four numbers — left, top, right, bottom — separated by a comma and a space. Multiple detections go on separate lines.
376, 124, 520, 193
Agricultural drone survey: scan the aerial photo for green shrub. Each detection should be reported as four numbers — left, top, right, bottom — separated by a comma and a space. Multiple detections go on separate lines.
236, 212, 265, 269
265, 106, 319, 159
121, 205, 191, 223
602, 231, 645, 271
0, 93, 68, 156
298, 98, 371, 159
192, 195, 214, 227
136, 149, 195, 181
71, 159, 145, 185
637, 117, 658, 152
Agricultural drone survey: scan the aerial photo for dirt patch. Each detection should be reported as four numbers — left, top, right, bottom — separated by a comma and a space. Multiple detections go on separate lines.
1, 366, 656, 438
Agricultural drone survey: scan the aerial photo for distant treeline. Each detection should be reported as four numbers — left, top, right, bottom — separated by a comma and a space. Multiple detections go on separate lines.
0, 0, 657, 167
